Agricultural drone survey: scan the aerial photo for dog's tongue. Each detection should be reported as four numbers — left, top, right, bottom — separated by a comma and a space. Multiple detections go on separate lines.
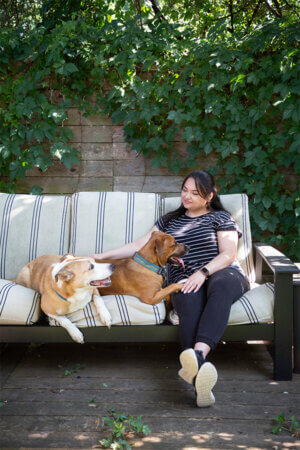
177, 258, 185, 269
174, 257, 185, 269
90, 278, 111, 287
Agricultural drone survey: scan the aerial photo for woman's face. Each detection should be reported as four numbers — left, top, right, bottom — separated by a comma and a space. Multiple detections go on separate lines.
181, 177, 213, 213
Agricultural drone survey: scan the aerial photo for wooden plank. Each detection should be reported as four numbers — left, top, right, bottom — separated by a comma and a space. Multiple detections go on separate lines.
5, 377, 299, 393
80, 161, 113, 177
113, 176, 146, 192
114, 158, 146, 176
0, 429, 298, 449
0, 415, 276, 433
113, 142, 137, 159
25, 161, 80, 177
14, 176, 79, 194
114, 176, 184, 193
112, 126, 125, 143
2, 387, 298, 407
81, 125, 113, 143
77, 177, 113, 191
81, 113, 112, 126
1, 400, 299, 420
81, 143, 113, 160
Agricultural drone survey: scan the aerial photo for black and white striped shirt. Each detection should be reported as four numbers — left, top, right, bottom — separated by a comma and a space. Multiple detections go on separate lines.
156, 210, 245, 283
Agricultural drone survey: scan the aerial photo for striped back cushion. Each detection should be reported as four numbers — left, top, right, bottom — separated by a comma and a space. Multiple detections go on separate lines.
70, 192, 160, 255
161, 193, 255, 282
0, 280, 42, 324
0, 193, 70, 280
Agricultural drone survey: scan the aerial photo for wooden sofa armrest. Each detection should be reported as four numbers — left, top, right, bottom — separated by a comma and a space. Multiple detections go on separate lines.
254, 242, 299, 282
254, 242, 299, 380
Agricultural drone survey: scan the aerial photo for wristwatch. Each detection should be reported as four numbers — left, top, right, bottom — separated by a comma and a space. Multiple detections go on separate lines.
199, 266, 210, 278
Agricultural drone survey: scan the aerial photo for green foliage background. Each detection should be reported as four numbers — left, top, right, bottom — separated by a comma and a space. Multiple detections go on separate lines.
0, 1, 299, 258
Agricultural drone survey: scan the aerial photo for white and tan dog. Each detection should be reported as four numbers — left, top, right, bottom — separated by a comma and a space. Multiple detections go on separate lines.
15, 254, 114, 343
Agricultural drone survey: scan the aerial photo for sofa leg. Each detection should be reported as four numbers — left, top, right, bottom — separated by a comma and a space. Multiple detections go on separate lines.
273, 273, 293, 381
273, 345, 292, 380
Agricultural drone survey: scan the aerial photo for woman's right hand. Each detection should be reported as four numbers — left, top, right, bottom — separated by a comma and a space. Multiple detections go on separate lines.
90, 253, 102, 260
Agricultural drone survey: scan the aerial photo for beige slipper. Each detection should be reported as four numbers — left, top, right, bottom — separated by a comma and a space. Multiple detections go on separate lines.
178, 348, 199, 384
194, 362, 218, 407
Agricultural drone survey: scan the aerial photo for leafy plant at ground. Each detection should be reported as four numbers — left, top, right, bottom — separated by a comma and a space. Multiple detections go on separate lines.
272, 413, 300, 437
64, 362, 86, 376
99, 408, 151, 449
0, 2, 299, 259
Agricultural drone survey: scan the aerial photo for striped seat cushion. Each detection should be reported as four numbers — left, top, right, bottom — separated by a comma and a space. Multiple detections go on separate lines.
0, 193, 70, 280
168, 283, 274, 326
49, 294, 166, 327
162, 194, 255, 282
0, 279, 41, 325
70, 192, 160, 255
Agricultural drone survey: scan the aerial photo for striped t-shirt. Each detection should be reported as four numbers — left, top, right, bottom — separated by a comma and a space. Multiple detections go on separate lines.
155, 210, 245, 283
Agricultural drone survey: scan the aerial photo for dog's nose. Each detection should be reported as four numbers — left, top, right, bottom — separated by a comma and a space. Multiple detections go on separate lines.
110, 264, 115, 272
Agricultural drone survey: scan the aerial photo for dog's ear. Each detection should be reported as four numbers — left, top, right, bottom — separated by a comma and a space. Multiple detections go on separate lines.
55, 268, 75, 283
155, 237, 166, 258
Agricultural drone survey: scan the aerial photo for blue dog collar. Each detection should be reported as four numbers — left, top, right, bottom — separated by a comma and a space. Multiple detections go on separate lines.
55, 290, 69, 302
133, 252, 166, 278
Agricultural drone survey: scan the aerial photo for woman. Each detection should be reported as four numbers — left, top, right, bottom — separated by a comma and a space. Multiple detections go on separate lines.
92, 170, 249, 407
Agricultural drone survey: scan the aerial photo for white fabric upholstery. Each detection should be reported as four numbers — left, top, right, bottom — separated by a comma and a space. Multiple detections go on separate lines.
49, 294, 166, 327
0, 193, 70, 280
168, 283, 274, 326
70, 192, 160, 255
0, 279, 41, 324
161, 194, 255, 282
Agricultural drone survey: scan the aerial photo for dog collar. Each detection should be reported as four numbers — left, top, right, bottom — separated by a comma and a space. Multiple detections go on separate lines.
133, 252, 166, 278
55, 290, 69, 302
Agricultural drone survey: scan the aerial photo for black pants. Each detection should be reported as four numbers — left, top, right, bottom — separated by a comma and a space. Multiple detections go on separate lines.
172, 267, 250, 351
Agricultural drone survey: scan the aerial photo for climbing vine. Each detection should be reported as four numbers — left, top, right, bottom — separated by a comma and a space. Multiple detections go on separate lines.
0, 11, 299, 258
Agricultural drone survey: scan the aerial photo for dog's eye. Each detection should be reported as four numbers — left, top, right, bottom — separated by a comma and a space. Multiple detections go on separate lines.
89, 264, 94, 270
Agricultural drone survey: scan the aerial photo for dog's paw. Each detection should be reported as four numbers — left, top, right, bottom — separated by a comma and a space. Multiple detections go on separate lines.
70, 327, 85, 344
99, 308, 112, 328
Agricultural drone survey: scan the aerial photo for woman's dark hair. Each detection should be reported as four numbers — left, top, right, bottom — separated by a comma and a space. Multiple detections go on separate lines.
161, 170, 227, 227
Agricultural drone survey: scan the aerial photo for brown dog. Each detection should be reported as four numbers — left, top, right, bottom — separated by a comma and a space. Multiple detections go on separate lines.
15, 254, 114, 343
96, 231, 188, 305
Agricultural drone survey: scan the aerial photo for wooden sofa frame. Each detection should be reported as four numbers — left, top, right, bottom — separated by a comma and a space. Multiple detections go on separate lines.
1, 243, 299, 381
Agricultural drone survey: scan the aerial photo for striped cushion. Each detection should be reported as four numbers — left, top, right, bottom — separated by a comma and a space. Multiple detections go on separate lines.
168, 283, 274, 326
228, 283, 274, 325
162, 194, 255, 282
0, 279, 41, 324
49, 294, 166, 327
70, 192, 160, 255
0, 193, 70, 280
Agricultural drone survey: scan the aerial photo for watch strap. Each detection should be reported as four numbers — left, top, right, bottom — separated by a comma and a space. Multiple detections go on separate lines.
199, 266, 210, 278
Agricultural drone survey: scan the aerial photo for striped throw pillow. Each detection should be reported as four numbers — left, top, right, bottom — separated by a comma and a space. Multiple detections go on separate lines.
0, 279, 42, 324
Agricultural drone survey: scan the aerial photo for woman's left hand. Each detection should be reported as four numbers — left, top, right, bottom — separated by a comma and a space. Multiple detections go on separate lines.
181, 271, 207, 294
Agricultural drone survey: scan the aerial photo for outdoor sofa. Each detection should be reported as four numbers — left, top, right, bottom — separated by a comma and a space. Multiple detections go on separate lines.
0, 191, 298, 380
